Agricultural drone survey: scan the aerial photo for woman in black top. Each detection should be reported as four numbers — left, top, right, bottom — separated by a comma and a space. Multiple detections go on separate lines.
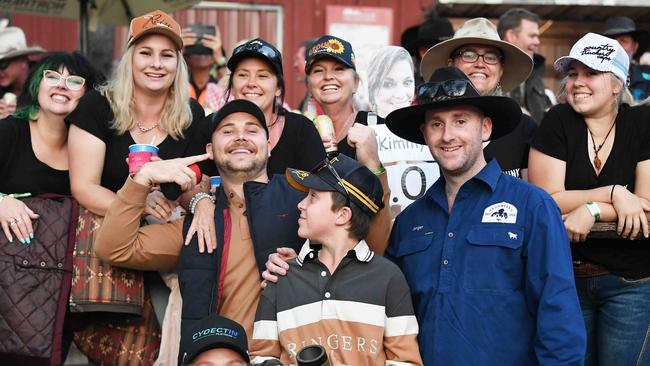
529, 33, 650, 365
67, 11, 208, 222
222, 38, 325, 175
305, 35, 385, 163
0, 52, 103, 244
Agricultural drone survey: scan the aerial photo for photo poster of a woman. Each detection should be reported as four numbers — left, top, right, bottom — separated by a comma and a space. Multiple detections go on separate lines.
355, 45, 439, 217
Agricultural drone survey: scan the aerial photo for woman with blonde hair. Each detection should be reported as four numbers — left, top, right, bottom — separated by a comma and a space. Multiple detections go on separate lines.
529, 33, 650, 365
67, 10, 208, 219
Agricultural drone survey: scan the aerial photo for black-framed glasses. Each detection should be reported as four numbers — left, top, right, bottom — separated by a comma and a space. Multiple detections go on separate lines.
316, 158, 351, 206
42, 70, 86, 91
416, 79, 478, 100
454, 49, 503, 65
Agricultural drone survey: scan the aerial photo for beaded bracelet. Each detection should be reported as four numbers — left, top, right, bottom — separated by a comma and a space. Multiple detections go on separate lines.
189, 192, 215, 215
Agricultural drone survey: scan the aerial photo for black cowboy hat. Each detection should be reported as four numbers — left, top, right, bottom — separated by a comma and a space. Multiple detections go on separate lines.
402, 17, 454, 57
385, 66, 521, 145
602, 16, 650, 60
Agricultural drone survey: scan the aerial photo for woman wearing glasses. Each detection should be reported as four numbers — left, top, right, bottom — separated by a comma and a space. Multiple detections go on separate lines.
221, 38, 325, 175
0, 52, 103, 244
419, 17, 538, 180
529, 33, 650, 365
0, 52, 103, 363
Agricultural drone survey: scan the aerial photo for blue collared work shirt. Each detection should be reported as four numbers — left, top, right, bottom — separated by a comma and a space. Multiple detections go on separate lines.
387, 160, 586, 365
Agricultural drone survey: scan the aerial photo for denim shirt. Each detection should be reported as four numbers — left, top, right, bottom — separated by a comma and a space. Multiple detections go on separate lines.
386, 159, 586, 365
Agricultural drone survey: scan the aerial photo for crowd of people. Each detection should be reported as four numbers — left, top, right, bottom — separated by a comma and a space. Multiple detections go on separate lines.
1, 6, 650, 366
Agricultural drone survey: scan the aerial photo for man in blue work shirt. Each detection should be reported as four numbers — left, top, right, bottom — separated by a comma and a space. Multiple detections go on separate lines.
385, 66, 586, 365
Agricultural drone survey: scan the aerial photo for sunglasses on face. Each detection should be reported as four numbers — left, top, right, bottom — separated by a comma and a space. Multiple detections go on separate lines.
316, 158, 351, 206
42, 70, 86, 91
454, 49, 503, 65
416, 79, 479, 100
0, 58, 16, 71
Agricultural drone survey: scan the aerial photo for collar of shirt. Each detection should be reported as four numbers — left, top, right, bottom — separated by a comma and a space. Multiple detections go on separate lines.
224, 187, 246, 211
296, 239, 374, 266
427, 159, 502, 209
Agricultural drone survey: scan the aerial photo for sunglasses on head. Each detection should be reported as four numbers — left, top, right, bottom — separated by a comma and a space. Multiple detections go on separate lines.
42, 70, 86, 91
315, 158, 350, 206
233, 41, 280, 63
416, 79, 479, 101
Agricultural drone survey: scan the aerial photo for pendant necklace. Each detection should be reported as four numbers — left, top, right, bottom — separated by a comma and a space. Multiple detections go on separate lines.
587, 121, 616, 170
137, 121, 159, 133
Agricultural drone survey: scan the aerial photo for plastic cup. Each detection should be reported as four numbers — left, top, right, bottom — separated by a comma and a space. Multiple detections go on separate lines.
210, 176, 221, 194
2, 92, 16, 105
128, 144, 158, 174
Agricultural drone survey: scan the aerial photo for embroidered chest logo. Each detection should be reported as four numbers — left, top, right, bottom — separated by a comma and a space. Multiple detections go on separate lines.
482, 202, 518, 224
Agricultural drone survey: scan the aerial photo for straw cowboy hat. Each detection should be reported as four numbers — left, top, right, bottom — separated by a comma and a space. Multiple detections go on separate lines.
420, 18, 532, 93
0, 26, 45, 62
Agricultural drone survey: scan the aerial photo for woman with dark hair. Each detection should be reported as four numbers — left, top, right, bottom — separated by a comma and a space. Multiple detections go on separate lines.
222, 38, 325, 174
0, 51, 103, 363
0, 52, 104, 242
529, 33, 650, 365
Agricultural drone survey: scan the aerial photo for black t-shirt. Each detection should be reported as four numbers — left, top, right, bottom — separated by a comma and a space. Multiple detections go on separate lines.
0, 116, 70, 195
266, 111, 326, 175
338, 111, 385, 159
66, 90, 209, 193
531, 103, 650, 278
484, 114, 537, 179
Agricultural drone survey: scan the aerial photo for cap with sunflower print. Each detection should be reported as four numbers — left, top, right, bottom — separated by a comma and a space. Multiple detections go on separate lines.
305, 35, 356, 73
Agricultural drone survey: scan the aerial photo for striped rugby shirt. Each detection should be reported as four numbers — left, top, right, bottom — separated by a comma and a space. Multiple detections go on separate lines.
250, 240, 422, 365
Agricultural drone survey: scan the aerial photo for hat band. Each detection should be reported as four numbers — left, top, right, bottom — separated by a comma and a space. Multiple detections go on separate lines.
341, 179, 379, 213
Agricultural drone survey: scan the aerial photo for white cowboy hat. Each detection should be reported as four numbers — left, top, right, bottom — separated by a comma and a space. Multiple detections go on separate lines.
0, 27, 45, 61
420, 18, 532, 93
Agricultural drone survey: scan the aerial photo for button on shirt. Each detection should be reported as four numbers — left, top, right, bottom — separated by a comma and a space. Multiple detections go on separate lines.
386, 160, 586, 365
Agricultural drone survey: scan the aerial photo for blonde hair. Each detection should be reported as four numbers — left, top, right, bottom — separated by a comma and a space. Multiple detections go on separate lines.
558, 72, 631, 108
99, 44, 192, 140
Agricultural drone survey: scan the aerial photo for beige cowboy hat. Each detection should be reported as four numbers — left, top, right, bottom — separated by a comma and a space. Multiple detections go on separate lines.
420, 17, 532, 93
0, 26, 45, 62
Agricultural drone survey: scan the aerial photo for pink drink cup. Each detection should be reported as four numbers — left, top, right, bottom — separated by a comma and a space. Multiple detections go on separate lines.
128, 144, 159, 174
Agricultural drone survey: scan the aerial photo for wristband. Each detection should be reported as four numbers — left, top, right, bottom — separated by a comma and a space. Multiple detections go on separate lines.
189, 192, 215, 215
585, 201, 601, 221
610, 184, 616, 202
370, 166, 386, 176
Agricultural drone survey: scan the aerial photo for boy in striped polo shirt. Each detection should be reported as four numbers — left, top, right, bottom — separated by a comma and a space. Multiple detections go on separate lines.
250, 154, 422, 365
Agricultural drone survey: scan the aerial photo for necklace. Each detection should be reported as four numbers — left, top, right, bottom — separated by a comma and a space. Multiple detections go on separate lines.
137, 121, 159, 133
587, 121, 616, 170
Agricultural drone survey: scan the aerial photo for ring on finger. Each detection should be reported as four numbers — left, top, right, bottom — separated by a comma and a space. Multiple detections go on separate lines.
151, 203, 158, 210
15, 217, 23, 222
9, 220, 16, 226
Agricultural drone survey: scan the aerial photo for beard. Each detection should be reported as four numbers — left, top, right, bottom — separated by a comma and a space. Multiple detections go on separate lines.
213, 141, 268, 180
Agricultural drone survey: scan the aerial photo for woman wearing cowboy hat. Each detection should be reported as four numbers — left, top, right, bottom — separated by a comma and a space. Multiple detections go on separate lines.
530, 33, 650, 365
419, 17, 538, 181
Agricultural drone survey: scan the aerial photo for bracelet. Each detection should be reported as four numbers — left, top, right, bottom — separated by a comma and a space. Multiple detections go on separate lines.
585, 201, 601, 221
0, 192, 31, 205
610, 184, 616, 202
370, 166, 386, 176
189, 192, 215, 215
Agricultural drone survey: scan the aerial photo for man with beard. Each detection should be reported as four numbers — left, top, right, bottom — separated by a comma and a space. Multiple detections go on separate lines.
93, 100, 390, 359
384, 66, 585, 365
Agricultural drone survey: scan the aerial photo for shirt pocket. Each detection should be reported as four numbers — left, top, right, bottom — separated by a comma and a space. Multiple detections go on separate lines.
464, 225, 524, 293
393, 234, 435, 295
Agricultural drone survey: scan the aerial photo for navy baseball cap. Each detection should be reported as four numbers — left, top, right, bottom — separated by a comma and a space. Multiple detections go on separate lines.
228, 38, 283, 77
286, 154, 384, 217
180, 314, 249, 364
305, 35, 356, 73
